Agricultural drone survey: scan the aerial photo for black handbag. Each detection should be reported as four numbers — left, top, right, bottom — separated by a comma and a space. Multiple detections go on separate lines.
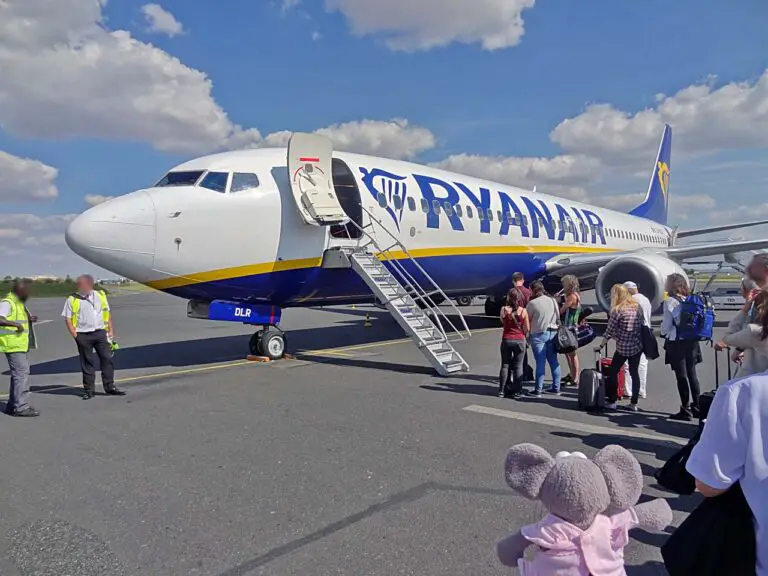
641, 324, 660, 360
654, 429, 700, 495
662, 483, 756, 576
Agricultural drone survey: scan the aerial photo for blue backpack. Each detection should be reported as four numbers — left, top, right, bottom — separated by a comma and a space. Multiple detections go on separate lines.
674, 293, 715, 341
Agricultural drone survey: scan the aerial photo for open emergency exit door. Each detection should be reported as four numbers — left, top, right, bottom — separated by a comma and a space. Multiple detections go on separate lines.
287, 133, 349, 226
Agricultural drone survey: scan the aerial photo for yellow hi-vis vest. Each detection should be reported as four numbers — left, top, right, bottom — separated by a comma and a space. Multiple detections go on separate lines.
0, 292, 30, 353
68, 291, 110, 330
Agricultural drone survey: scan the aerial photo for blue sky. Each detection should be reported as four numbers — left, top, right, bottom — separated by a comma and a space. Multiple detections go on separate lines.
1, 0, 767, 276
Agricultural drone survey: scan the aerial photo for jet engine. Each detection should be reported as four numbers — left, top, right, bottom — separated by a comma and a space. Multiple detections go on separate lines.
595, 253, 688, 312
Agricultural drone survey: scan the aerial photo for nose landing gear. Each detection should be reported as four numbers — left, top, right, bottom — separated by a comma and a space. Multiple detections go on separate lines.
249, 326, 287, 360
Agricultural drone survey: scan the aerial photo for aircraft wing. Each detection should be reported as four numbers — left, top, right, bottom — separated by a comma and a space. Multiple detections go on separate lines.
545, 238, 768, 276
676, 219, 768, 239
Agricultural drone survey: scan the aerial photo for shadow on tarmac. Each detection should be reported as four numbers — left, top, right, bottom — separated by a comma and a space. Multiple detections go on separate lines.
16, 312, 501, 380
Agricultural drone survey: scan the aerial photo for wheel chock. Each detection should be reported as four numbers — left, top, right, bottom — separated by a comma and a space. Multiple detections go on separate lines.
247, 355, 272, 362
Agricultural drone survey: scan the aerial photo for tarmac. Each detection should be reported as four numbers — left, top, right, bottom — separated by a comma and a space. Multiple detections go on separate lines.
0, 289, 742, 575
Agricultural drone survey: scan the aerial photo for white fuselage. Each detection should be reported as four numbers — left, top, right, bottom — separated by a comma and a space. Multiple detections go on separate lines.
65, 148, 671, 306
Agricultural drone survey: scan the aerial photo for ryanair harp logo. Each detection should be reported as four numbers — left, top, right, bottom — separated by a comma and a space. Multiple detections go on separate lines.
359, 167, 409, 231
657, 161, 670, 200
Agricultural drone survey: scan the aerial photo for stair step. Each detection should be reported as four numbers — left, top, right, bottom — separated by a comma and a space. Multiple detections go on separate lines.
349, 246, 470, 377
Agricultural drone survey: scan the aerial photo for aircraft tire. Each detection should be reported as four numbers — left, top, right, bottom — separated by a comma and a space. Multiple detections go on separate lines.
260, 329, 286, 360
484, 297, 502, 318
249, 330, 265, 356
456, 296, 472, 307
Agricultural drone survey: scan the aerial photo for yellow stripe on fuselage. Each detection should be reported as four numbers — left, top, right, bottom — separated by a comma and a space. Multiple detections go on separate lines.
146, 245, 618, 290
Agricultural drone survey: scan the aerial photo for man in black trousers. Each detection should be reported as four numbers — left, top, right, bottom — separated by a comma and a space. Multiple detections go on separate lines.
62, 275, 125, 399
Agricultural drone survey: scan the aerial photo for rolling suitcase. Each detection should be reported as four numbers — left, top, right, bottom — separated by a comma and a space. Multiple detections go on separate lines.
599, 341, 626, 399
577, 350, 606, 411
699, 345, 733, 426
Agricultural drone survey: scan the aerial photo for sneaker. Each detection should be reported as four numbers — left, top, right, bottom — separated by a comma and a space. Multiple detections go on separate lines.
606, 402, 618, 410
12, 407, 40, 417
511, 391, 523, 399
669, 408, 693, 422
546, 387, 561, 395
691, 405, 701, 419
627, 404, 639, 413
498, 389, 506, 398
527, 389, 543, 397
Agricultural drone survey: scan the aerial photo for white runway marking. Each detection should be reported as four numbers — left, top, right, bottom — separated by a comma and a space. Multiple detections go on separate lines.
463, 404, 687, 447
34, 320, 54, 326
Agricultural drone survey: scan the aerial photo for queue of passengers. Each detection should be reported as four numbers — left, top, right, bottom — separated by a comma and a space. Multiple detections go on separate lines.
498, 254, 768, 421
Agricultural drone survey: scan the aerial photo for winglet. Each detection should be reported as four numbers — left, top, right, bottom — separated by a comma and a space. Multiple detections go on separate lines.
629, 124, 672, 226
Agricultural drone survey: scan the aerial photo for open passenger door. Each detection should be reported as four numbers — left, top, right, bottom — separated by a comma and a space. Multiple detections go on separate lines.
287, 133, 348, 226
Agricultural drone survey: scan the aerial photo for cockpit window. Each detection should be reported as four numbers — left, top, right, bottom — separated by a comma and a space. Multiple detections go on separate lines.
155, 170, 204, 187
199, 171, 229, 193
230, 173, 260, 193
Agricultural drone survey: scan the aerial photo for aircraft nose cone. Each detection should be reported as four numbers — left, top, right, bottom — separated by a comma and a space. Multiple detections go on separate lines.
66, 191, 156, 281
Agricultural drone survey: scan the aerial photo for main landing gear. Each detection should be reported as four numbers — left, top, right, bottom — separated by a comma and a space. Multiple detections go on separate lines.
249, 326, 287, 360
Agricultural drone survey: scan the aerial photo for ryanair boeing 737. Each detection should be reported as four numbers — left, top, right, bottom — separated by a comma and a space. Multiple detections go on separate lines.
64, 125, 768, 375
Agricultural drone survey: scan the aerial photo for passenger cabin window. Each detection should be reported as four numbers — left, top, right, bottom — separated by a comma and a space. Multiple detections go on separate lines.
155, 170, 204, 187
199, 171, 229, 193
455, 204, 463, 218
394, 195, 403, 210
443, 200, 454, 216
421, 199, 429, 213
407, 197, 416, 212
433, 199, 442, 214
378, 193, 387, 208
487, 209, 494, 222
467, 206, 473, 219
230, 172, 260, 192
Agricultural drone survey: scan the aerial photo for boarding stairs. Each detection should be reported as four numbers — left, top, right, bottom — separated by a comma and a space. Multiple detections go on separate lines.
324, 205, 471, 377
288, 132, 471, 377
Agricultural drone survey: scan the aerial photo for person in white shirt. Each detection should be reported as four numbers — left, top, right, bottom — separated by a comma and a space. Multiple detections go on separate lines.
61, 275, 125, 399
621, 281, 650, 399
686, 371, 768, 575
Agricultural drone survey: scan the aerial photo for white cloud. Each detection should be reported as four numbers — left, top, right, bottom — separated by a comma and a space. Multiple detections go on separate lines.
432, 153, 599, 200
0, 0, 260, 154
84, 194, 115, 206
710, 203, 768, 224
261, 118, 436, 160
0, 150, 59, 202
429, 70, 768, 216
311, 31, 322, 41
141, 3, 184, 37
0, 213, 103, 278
320, 0, 535, 51
551, 71, 768, 167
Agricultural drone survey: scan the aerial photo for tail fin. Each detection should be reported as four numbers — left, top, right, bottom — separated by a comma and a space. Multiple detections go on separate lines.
629, 124, 672, 225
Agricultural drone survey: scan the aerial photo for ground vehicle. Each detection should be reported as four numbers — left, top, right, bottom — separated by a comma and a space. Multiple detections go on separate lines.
709, 287, 745, 309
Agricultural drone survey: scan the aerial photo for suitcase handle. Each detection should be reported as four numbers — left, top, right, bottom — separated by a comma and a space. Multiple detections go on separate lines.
594, 342, 608, 371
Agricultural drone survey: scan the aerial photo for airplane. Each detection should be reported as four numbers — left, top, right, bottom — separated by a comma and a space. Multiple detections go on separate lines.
64, 124, 768, 375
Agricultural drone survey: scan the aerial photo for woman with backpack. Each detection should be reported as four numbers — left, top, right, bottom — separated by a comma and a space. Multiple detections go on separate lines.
593, 284, 644, 412
661, 273, 702, 421
499, 287, 530, 398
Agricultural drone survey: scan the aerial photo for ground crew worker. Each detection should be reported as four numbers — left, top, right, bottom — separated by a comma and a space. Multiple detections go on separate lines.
62, 274, 125, 399
0, 278, 40, 417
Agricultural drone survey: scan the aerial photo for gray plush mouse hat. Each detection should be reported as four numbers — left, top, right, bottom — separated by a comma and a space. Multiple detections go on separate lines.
505, 444, 644, 530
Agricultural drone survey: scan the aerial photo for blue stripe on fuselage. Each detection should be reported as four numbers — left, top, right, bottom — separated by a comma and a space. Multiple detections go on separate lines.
161, 252, 554, 306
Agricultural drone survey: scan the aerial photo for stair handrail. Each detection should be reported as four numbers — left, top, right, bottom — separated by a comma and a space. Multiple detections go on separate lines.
349, 205, 471, 341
